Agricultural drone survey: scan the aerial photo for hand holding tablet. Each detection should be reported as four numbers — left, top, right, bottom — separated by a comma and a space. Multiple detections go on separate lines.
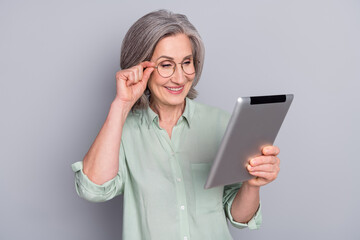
246, 145, 281, 187
205, 94, 294, 189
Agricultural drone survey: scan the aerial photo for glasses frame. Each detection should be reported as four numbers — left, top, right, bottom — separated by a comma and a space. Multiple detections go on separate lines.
154, 58, 200, 78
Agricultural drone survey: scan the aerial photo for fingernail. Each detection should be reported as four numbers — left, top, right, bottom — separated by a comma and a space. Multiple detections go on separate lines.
251, 159, 256, 165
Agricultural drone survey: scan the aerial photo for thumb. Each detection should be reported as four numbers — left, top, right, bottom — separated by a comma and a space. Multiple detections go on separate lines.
141, 67, 154, 84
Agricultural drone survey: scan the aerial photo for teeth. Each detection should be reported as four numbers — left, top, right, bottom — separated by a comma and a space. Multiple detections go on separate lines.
166, 86, 183, 91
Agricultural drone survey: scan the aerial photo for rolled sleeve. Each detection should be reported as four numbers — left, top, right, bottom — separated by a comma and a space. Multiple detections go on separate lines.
223, 183, 262, 230
71, 161, 124, 202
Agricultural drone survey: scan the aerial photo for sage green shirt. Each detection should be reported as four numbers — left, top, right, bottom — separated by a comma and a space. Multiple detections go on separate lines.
72, 98, 261, 240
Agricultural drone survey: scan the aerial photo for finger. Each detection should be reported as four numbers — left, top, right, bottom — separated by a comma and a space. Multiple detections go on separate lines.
248, 171, 277, 182
130, 67, 140, 84
137, 61, 155, 81
116, 70, 130, 93
116, 70, 134, 86
247, 163, 280, 173
139, 61, 155, 80
141, 67, 154, 83
137, 65, 143, 81
250, 156, 279, 167
117, 76, 128, 91
140, 61, 156, 69
262, 145, 280, 156
126, 71, 136, 86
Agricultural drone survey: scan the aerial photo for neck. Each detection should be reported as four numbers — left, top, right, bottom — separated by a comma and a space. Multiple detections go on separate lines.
150, 100, 186, 124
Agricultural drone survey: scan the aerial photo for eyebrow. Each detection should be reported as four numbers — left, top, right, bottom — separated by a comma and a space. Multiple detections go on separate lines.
156, 54, 193, 62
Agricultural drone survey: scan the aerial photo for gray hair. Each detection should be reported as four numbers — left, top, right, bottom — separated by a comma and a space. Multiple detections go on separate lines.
120, 9, 205, 110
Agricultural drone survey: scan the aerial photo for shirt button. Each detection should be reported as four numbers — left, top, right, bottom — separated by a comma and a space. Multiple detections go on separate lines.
180, 205, 185, 210
176, 178, 181, 182
184, 237, 188, 240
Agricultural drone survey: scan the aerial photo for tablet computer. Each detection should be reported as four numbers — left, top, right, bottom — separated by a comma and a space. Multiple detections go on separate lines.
204, 94, 294, 189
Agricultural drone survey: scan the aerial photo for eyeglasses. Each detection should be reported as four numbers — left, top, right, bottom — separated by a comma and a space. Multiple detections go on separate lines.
154, 58, 199, 78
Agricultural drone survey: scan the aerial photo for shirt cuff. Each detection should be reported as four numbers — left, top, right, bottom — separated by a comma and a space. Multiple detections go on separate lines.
225, 193, 262, 230
71, 161, 122, 202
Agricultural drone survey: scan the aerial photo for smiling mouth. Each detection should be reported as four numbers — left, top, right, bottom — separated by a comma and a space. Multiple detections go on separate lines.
165, 86, 184, 92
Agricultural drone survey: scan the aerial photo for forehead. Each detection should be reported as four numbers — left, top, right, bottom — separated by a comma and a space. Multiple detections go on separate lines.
152, 34, 193, 60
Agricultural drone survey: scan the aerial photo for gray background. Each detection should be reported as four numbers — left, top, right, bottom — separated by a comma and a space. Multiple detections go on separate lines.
1, 0, 359, 239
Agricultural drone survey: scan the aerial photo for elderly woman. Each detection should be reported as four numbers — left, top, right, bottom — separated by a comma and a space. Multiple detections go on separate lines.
72, 9, 280, 240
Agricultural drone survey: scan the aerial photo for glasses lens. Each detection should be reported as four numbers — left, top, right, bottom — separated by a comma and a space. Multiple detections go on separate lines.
182, 59, 196, 75
157, 60, 175, 78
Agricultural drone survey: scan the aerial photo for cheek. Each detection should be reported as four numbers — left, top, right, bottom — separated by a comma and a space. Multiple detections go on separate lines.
148, 76, 165, 92
186, 76, 195, 87
147, 77, 154, 90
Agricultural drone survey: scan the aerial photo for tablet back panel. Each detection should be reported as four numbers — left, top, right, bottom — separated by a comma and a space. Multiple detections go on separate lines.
204, 94, 293, 189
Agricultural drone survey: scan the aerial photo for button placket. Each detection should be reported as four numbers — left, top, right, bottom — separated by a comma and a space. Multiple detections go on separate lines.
153, 118, 190, 239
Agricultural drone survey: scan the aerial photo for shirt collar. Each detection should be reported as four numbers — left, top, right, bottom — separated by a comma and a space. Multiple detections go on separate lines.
144, 97, 195, 129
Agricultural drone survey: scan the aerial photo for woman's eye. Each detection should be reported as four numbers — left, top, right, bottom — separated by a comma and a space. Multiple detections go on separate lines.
160, 61, 173, 68
183, 60, 191, 65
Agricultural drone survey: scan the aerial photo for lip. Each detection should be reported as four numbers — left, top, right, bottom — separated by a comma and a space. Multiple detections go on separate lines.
164, 86, 184, 95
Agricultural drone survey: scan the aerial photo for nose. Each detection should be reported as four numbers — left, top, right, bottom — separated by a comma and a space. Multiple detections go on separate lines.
171, 63, 187, 84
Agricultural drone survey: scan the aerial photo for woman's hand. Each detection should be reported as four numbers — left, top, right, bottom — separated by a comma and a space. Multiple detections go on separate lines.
115, 61, 155, 109
246, 146, 280, 187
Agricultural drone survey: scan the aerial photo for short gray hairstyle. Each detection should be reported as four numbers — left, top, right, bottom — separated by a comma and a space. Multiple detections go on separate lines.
120, 9, 205, 110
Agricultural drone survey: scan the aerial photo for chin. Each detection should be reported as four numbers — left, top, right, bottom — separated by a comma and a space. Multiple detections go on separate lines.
150, 87, 190, 108
164, 96, 187, 106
